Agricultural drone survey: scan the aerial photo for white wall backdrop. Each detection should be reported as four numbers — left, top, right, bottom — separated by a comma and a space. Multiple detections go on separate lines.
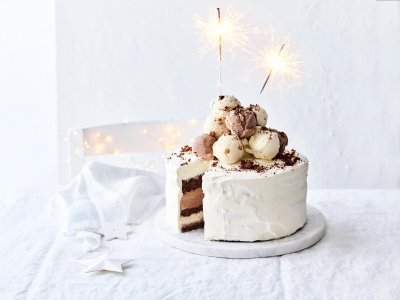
0, 0, 57, 190
56, 0, 400, 188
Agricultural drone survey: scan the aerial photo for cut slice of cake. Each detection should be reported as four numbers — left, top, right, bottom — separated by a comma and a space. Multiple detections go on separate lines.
165, 146, 209, 232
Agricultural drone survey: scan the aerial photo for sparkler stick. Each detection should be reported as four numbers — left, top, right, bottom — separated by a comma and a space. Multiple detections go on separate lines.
195, 7, 251, 95
217, 8, 222, 95
260, 43, 286, 94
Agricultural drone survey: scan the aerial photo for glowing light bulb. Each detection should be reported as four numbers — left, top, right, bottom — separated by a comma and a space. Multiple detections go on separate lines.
94, 142, 105, 154
105, 135, 113, 143
188, 118, 198, 125
165, 125, 175, 133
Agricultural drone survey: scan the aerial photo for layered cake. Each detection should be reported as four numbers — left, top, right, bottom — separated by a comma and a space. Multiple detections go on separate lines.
165, 95, 308, 241
165, 148, 208, 232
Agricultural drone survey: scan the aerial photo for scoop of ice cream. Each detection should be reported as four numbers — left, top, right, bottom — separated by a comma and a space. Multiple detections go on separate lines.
203, 114, 229, 138
225, 107, 258, 138
247, 127, 288, 160
248, 104, 268, 127
211, 95, 241, 117
278, 131, 288, 153
192, 133, 217, 160
212, 135, 244, 164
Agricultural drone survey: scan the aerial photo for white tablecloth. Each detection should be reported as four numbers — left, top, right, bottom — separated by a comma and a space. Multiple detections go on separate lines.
1, 189, 399, 299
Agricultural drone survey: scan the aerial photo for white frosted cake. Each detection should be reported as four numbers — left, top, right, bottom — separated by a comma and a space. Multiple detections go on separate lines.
203, 153, 307, 241
165, 95, 308, 241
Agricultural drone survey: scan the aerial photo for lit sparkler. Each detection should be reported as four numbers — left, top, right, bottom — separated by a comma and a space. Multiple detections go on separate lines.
217, 8, 222, 95
259, 43, 285, 94
195, 7, 252, 94
255, 41, 303, 92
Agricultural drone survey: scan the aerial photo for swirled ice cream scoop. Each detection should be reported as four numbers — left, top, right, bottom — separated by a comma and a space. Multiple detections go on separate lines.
193, 133, 217, 160
247, 127, 288, 160
225, 106, 257, 138
211, 95, 241, 117
203, 114, 229, 138
213, 135, 244, 164
247, 104, 268, 127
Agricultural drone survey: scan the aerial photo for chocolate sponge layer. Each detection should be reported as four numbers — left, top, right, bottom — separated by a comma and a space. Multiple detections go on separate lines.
182, 175, 203, 193
181, 220, 204, 232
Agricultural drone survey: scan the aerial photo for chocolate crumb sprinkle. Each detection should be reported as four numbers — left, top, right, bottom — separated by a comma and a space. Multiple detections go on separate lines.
275, 150, 300, 166
239, 160, 267, 173
181, 145, 192, 152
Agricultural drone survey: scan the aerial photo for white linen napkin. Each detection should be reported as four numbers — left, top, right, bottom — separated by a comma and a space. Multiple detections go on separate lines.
58, 161, 165, 251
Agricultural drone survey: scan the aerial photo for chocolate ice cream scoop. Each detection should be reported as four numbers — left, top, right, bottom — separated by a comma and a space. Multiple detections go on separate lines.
193, 133, 217, 160
247, 104, 268, 127
277, 131, 288, 153
225, 106, 257, 138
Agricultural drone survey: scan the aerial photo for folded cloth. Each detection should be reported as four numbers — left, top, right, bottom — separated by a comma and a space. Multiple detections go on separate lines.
58, 161, 165, 251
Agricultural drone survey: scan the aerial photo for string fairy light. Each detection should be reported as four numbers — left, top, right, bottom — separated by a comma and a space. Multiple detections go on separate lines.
63, 118, 201, 169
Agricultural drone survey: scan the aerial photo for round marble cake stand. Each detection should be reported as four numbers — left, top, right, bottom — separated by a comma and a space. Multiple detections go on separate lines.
155, 206, 326, 259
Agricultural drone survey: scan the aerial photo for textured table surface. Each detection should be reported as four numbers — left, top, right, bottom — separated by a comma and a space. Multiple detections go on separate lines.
1, 189, 399, 299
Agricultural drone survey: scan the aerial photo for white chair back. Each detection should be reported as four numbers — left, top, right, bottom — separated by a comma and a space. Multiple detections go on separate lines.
68, 119, 203, 180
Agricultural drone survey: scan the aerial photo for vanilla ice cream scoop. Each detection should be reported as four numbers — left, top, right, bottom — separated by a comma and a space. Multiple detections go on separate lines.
203, 114, 229, 138
211, 95, 241, 117
247, 127, 288, 160
225, 107, 257, 138
213, 135, 244, 164
247, 104, 268, 127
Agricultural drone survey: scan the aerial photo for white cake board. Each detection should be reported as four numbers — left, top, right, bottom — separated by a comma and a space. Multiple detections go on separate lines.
156, 206, 326, 259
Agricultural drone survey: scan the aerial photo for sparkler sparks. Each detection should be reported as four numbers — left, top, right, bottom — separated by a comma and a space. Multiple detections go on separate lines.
195, 7, 252, 95
260, 43, 286, 94
254, 41, 304, 92
217, 8, 222, 63
196, 8, 305, 94
195, 7, 252, 58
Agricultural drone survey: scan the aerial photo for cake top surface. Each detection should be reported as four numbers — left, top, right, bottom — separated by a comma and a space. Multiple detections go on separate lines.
166, 146, 307, 178
207, 149, 307, 178
166, 145, 198, 166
